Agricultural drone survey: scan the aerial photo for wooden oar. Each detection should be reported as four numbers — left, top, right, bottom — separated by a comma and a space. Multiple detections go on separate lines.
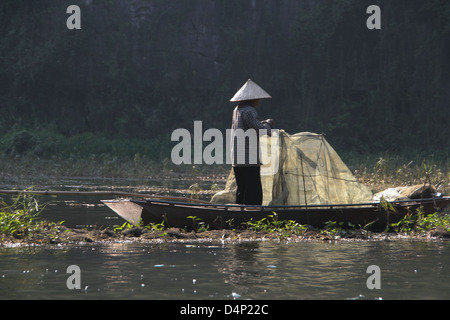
0, 189, 211, 204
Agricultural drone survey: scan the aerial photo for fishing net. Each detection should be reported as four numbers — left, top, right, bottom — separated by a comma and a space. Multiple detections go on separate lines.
211, 130, 373, 206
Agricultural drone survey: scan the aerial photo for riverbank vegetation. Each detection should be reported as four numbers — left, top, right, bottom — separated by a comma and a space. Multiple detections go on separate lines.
0, 126, 448, 191
1, 191, 449, 246
0, 192, 66, 243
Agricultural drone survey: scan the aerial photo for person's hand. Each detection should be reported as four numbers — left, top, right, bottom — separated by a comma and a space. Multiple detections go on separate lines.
265, 119, 274, 127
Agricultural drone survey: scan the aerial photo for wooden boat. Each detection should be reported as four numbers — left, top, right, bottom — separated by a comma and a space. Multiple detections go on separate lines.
102, 196, 450, 231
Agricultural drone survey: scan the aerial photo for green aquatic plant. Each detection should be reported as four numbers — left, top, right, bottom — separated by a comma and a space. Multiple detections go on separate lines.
389, 208, 450, 234
319, 220, 364, 240
113, 219, 166, 233
187, 215, 209, 233
0, 191, 65, 241
244, 212, 308, 238
321, 221, 346, 239
0, 192, 41, 238
225, 218, 235, 230
389, 213, 417, 233
416, 212, 450, 232
146, 221, 166, 232
113, 221, 134, 233
188, 183, 203, 200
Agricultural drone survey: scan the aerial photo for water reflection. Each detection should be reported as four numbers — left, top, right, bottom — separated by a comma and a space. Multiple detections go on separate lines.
1, 241, 450, 299
216, 242, 366, 299
215, 241, 450, 300
218, 242, 263, 297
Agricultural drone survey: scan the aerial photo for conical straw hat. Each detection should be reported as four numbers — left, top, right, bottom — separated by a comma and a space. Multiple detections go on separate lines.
230, 79, 272, 102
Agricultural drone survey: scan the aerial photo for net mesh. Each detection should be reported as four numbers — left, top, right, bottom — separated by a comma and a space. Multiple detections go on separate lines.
211, 130, 373, 206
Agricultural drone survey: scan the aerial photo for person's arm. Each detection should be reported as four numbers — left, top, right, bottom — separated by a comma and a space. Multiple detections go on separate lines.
243, 108, 272, 135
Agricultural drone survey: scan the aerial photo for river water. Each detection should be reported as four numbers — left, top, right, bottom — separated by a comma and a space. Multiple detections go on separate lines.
1, 179, 450, 300
1, 240, 450, 300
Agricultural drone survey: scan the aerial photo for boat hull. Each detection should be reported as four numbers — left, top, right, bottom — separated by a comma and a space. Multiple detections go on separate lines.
103, 197, 450, 231
102, 199, 160, 226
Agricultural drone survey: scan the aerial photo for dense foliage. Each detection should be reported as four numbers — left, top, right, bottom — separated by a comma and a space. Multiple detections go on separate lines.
0, 0, 449, 160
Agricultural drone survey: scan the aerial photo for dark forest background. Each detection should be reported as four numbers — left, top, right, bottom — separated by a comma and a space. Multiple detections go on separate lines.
0, 0, 449, 163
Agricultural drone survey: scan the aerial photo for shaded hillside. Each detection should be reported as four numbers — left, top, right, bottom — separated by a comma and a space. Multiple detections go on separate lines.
0, 0, 449, 156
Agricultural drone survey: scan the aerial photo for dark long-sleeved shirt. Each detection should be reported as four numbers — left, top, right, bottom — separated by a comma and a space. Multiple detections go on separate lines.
231, 104, 271, 167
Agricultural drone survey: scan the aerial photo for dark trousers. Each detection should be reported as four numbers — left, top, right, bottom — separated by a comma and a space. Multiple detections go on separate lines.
233, 166, 263, 205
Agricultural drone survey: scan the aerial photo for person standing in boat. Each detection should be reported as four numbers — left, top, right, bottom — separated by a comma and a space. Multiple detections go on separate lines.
230, 79, 274, 205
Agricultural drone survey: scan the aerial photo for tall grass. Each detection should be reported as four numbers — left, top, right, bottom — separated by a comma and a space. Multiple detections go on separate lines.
343, 152, 449, 194
0, 128, 448, 195
365, 158, 447, 194
0, 191, 65, 240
